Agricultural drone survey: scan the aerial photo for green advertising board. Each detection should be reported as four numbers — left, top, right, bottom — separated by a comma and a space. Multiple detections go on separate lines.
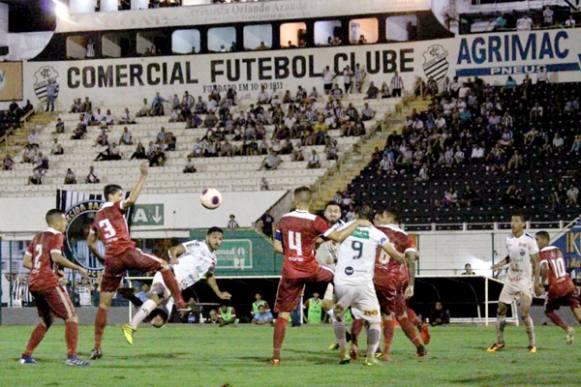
132, 204, 164, 226
189, 229, 283, 277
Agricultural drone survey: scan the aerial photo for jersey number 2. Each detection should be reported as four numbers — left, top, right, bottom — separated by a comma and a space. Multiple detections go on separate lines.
33, 244, 43, 270
99, 219, 117, 239
288, 231, 303, 256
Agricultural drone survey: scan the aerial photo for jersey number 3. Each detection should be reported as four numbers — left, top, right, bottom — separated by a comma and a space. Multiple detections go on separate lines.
288, 231, 303, 256
99, 219, 117, 239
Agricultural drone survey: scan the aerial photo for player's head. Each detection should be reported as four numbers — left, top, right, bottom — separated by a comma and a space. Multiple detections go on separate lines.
535, 231, 550, 249
323, 201, 342, 225
149, 309, 168, 328
255, 292, 262, 300
374, 207, 399, 225
206, 227, 224, 251
313, 292, 320, 299
45, 209, 67, 232
293, 186, 312, 209
510, 211, 526, 234
104, 184, 124, 203
356, 205, 373, 221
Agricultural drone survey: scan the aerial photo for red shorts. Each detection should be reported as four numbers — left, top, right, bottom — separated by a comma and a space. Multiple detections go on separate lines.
101, 248, 163, 292
545, 282, 581, 312
374, 274, 407, 316
274, 267, 333, 313
31, 285, 76, 322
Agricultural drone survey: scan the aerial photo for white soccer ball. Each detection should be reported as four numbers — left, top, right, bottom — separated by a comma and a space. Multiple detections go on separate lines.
200, 188, 222, 210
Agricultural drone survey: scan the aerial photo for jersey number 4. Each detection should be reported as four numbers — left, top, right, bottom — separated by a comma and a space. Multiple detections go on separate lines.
288, 231, 303, 256
98, 219, 117, 239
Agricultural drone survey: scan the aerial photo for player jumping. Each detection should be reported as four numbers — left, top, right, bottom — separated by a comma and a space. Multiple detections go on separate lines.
122, 227, 231, 343
20, 209, 90, 366
535, 231, 581, 344
487, 212, 542, 353
332, 205, 405, 366
351, 208, 428, 361
87, 162, 189, 360
271, 186, 368, 366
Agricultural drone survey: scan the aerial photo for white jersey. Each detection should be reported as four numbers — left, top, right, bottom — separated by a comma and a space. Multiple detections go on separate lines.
173, 240, 217, 290
505, 233, 539, 284
335, 222, 389, 284
316, 220, 345, 269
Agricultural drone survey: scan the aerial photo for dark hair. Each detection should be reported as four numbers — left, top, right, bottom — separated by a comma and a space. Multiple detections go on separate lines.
45, 209, 64, 224
207, 226, 224, 235
511, 211, 526, 222
375, 207, 399, 223
356, 204, 373, 220
535, 231, 550, 240
104, 184, 123, 200
324, 201, 341, 210
294, 186, 312, 196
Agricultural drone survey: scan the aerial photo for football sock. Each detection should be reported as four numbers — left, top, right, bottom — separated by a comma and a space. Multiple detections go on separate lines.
496, 315, 506, 343
546, 310, 569, 331
273, 317, 288, 359
333, 319, 347, 351
407, 307, 422, 327
94, 306, 108, 350
398, 314, 423, 348
523, 316, 536, 347
350, 318, 364, 346
130, 299, 157, 330
23, 323, 48, 357
366, 323, 381, 358
382, 318, 395, 354
161, 270, 185, 306
65, 321, 79, 357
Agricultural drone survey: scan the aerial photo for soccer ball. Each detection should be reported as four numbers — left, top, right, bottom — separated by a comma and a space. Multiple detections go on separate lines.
200, 188, 222, 210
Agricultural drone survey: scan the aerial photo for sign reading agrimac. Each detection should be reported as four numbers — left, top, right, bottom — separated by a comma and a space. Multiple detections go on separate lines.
216, 240, 253, 270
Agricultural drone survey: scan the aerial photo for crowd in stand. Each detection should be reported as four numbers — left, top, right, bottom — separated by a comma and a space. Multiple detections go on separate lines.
339, 72, 580, 223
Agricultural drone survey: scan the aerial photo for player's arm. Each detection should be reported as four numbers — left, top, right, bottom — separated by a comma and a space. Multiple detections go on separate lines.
22, 252, 33, 269
325, 219, 371, 243
206, 273, 231, 300
124, 161, 149, 208
539, 259, 548, 284
273, 227, 283, 253
491, 255, 509, 271
381, 241, 405, 263
87, 231, 105, 264
531, 252, 542, 296
405, 251, 419, 298
50, 251, 89, 278
168, 244, 186, 264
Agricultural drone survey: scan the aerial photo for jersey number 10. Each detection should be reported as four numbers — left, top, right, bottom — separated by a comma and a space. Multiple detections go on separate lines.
549, 257, 567, 279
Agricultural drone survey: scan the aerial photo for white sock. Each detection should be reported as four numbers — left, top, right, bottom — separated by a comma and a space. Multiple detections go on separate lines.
366, 322, 381, 358
333, 318, 347, 351
130, 299, 157, 330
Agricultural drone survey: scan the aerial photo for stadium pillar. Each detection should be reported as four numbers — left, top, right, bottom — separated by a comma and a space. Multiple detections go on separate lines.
8, 241, 12, 308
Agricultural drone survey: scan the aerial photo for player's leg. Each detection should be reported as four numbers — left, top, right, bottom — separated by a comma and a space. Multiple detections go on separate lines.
349, 318, 364, 359
331, 302, 351, 364
395, 298, 426, 357
519, 293, 536, 352
488, 284, 513, 351
21, 292, 53, 364
123, 291, 164, 344
565, 292, 581, 344
407, 306, 430, 345
272, 277, 302, 364
380, 313, 395, 361
133, 248, 188, 310
545, 298, 570, 332
92, 290, 115, 359
354, 283, 382, 366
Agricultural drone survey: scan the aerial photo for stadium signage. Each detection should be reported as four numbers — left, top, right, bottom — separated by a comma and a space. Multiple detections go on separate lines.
63, 199, 105, 271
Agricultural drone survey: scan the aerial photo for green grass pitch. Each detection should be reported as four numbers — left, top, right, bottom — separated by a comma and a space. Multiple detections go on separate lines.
0, 324, 580, 386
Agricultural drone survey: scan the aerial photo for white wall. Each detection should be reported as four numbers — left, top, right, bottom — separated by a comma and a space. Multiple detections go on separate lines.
131, 0, 149, 10
314, 20, 341, 45
102, 34, 121, 58
0, 2, 8, 46
0, 191, 287, 235
100, 0, 119, 12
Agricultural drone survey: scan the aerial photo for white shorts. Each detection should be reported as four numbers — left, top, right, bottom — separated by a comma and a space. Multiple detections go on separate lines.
499, 279, 532, 305
335, 280, 380, 323
150, 272, 174, 312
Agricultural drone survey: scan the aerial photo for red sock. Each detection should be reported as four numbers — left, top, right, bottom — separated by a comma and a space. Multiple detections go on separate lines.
546, 311, 569, 331
161, 270, 185, 306
407, 307, 421, 327
94, 306, 108, 350
23, 323, 48, 357
273, 317, 288, 360
382, 319, 395, 354
398, 315, 423, 348
350, 319, 364, 346
65, 321, 79, 357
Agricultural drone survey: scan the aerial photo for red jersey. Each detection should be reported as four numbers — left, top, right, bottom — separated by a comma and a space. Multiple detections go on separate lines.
374, 224, 417, 283
91, 201, 135, 258
275, 210, 329, 278
25, 228, 64, 292
539, 246, 576, 296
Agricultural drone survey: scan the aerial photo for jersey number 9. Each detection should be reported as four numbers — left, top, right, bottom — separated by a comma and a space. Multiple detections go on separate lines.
351, 241, 363, 260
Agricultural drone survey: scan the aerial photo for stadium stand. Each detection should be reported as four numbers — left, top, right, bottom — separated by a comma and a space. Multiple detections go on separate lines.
0, 89, 401, 196
345, 78, 581, 225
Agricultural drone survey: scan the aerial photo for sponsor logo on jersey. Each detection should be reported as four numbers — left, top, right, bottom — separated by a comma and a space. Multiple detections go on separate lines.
363, 309, 379, 317
344, 266, 354, 276
352, 229, 369, 239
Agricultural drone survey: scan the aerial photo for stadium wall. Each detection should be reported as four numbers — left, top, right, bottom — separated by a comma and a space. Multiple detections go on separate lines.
11, 28, 580, 110
0, 191, 286, 235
